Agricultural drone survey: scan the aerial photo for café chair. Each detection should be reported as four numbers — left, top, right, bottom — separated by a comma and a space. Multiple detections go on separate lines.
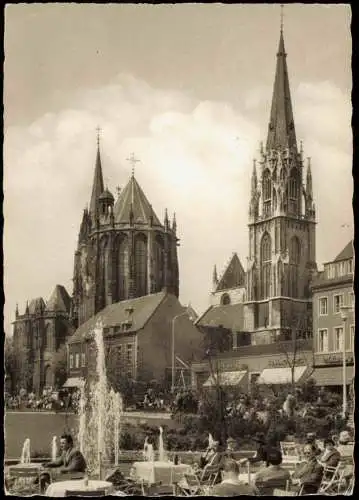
65, 488, 107, 497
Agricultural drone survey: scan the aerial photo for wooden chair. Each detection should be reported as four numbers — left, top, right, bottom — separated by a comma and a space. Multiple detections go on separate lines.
65, 489, 107, 497
200, 464, 220, 486
318, 464, 342, 494
280, 442, 303, 465
8, 466, 42, 495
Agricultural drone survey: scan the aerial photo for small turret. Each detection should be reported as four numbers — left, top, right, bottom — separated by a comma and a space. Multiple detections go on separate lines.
212, 265, 219, 289
25, 301, 29, 315
99, 187, 114, 217
172, 212, 177, 234
15, 303, 19, 319
164, 208, 169, 231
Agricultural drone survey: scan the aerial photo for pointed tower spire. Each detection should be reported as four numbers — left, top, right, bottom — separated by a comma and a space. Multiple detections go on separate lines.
172, 212, 177, 233
251, 159, 258, 195
25, 300, 29, 315
266, 12, 297, 153
15, 303, 19, 318
164, 208, 169, 230
89, 127, 105, 216
306, 157, 313, 198
213, 265, 219, 288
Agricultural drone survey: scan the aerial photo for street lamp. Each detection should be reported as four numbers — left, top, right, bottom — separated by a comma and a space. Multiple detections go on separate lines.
340, 305, 352, 418
171, 310, 191, 393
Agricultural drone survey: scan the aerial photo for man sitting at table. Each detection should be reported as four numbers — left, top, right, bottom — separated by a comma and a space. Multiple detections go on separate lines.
254, 448, 290, 495
39, 433, 87, 491
291, 444, 323, 495
212, 458, 257, 496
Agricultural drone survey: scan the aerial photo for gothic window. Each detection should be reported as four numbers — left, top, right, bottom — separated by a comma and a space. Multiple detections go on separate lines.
135, 233, 148, 297
289, 236, 301, 297
262, 169, 271, 216
118, 236, 129, 300
260, 233, 272, 299
155, 234, 164, 292
221, 293, 231, 305
99, 238, 109, 309
288, 168, 299, 214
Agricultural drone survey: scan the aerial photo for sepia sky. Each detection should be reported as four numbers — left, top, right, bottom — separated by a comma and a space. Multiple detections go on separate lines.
3, 3, 353, 335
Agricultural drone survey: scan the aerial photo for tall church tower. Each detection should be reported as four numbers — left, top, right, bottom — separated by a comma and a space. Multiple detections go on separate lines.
244, 26, 317, 344
72, 135, 179, 327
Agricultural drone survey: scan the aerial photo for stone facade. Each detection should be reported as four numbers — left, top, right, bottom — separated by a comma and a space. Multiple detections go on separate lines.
72, 145, 179, 327
12, 286, 72, 394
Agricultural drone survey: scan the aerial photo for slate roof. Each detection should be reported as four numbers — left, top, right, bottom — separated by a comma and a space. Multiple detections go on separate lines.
28, 297, 46, 315
113, 175, 162, 226
196, 303, 244, 331
46, 285, 71, 313
69, 291, 167, 344
334, 240, 354, 262
216, 253, 245, 292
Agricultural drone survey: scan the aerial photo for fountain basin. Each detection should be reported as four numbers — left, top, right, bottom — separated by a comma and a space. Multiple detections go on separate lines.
132, 461, 191, 485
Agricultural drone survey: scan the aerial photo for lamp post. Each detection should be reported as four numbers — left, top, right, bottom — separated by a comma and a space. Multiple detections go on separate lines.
340, 305, 352, 418
171, 310, 190, 393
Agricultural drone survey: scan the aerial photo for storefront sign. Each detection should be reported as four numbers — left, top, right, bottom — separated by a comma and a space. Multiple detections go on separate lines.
268, 358, 306, 368
315, 353, 354, 366
217, 359, 248, 371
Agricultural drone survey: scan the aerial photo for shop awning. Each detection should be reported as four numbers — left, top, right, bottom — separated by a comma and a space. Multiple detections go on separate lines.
62, 377, 85, 388
257, 366, 308, 385
311, 366, 354, 386
203, 371, 247, 387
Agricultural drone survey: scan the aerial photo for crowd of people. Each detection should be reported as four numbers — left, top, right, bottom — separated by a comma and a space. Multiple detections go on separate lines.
5, 388, 80, 412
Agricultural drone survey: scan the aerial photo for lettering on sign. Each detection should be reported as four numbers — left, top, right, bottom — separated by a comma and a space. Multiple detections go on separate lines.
268, 358, 306, 368
218, 360, 248, 371
322, 354, 354, 365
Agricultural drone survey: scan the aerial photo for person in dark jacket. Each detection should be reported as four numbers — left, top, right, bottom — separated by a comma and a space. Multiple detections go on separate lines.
319, 438, 341, 468
291, 444, 324, 495
39, 433, 87, 491
212, 458, 257, 496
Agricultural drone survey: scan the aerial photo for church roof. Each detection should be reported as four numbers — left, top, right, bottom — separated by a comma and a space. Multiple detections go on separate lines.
216, 253, 245, 292
69, 291, 167, 344
28, 297, 46, 315
334, 240, 354, 262
46, 285, 71, 313
89, 144, 104, 216
113, 175, 162, 226
266, 29, 297, 152
196, 303, 244, 331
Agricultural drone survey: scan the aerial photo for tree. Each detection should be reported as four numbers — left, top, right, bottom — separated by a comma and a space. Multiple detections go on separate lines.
4, 336, 18, 393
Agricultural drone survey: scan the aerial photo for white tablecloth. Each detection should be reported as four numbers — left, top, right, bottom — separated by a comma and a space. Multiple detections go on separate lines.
238, 472, 255, 484
45, 479, 113, 497
132, 462, 191, 485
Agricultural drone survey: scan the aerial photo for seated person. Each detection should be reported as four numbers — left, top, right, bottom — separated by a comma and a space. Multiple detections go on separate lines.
199, 440, 221, 469
337, 430, 354, 458
39, 433, 87, 491
291, 444, 323, 495
319, 438, 341, 468
223, 437, 237, 460
254, 448, 290, 495
305, 433, 322, 456
241, 432, 275, 467
212, 458, 257, 496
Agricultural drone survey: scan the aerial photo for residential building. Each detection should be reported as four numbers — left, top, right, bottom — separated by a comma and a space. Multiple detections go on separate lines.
310, 241, 355, 391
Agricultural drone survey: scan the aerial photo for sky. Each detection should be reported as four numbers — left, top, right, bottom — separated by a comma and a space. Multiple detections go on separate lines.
3, 3, 353, 335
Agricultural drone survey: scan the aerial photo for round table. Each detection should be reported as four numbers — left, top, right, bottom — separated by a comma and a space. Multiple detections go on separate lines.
132, 461, 191, 485
45, 479, 113, 497
238, 472, 255, 484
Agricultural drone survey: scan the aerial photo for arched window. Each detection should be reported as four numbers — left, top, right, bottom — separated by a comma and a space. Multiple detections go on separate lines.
99, 238, 109, 309
118, 236, 129, 300
289, 236, 301, 297
135, 233, 148, 297
155, 234, 164, 292
260, 233, 272, 299
262, 170, 272, 217
221, 293, 231, 305
288, 168, 299, 214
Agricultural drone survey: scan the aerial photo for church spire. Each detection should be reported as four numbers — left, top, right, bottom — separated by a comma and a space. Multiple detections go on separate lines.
266, 21, 297, 153
212, 264, 219, 288
89, 127, 105, 217
251, 159, 257, 195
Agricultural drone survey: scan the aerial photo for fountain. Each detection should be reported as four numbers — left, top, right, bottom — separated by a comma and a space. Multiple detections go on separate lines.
20, 438, 31, 464
76, 320, 124, 477
51, 436, 58, 462
158, 427, 167, 462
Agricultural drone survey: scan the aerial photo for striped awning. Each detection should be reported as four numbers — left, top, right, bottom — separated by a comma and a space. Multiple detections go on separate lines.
62, 377, 84, 388
203, 371, 247, 387
257, 366, 308, 385
311, 366, 354, 386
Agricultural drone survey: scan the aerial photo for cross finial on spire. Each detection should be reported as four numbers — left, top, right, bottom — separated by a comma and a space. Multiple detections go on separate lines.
96, 126, 101, 147
126, 152, 140, 177
280, 4, 284, 32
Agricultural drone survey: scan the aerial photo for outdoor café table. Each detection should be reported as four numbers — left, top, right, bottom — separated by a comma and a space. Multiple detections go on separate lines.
45, 479, 113, 497
238, 472, 255, 484
132, 461, 192, 485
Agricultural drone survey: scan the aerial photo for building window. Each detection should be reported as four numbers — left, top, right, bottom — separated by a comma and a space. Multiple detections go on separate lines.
349, 291, 355, 307
333, 327, 344, 352
333, 294, 344, 314
338, 261, 345, 276
348, 259, 353, 273
135, 234, 148, 297
75, 353, 80, 368
81, 353, 86, 367
69, 354, 74, 369
318, 329, 329, 352
350, 325, 355, 351
262, 169, 271, 216
289, 236, 301, 298
127, 343, 133, 364
221, 293, 231, 305
319, 297, 328, 316
260, 233, 271, 299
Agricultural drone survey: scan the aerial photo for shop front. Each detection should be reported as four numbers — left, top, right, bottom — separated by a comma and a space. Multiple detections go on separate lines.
312, 352, 355, 393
